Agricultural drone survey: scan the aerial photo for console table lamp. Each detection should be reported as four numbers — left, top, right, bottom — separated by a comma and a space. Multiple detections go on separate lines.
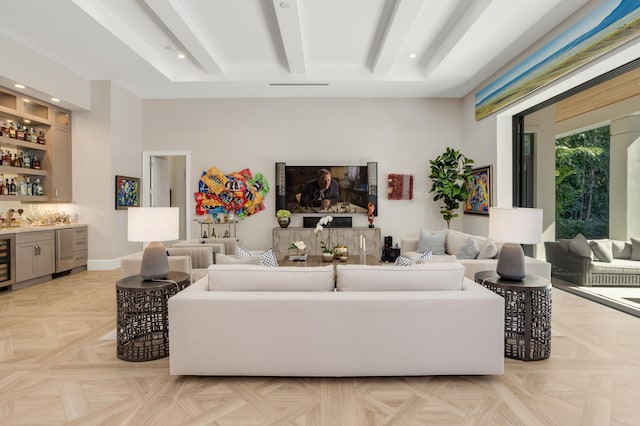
127, 207, 179, 280
489, 207, 543, 281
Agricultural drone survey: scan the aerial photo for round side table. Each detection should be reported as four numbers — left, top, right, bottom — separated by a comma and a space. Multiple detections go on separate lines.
116, 271, 190, 362
475, 271, 552, 361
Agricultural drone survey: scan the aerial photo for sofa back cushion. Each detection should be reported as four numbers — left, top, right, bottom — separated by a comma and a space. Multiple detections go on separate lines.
335, 262, 465, 291
215, 253, 262, 265
208, 264, 335, 291
167, 247, 214, 269
446, 230, 471, 256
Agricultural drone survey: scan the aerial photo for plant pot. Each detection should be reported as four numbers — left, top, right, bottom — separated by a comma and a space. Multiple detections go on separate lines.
277, 216, 290, 228
321, 252, 334, 262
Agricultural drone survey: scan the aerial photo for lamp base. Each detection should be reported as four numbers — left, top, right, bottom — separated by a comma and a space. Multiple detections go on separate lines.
496, 243, 526, 281
140, 241, 170, 280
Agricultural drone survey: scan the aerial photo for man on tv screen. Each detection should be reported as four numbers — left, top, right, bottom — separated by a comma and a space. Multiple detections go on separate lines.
300, 168, 339, 209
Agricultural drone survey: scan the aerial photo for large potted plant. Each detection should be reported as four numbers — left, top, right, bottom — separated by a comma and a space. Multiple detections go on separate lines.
428, 147, 474, 228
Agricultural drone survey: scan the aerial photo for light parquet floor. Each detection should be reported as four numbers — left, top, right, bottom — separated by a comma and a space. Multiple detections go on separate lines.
1, 270, 640, 425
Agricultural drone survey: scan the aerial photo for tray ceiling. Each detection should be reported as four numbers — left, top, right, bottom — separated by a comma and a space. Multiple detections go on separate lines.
0, 0, 589, 100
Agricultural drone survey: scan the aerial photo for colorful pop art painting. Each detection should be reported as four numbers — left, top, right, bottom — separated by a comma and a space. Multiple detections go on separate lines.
195, 166, 269, 220
464, 166, 492, 215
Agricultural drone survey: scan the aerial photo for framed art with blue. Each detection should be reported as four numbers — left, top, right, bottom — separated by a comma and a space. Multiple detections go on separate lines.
464, 166, 492, 215
115, 175, 140, 210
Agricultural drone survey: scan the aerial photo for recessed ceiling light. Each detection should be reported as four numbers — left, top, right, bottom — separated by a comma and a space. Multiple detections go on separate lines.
409, 53, 417, 59
280, 2, 290, 9
51, 98, 60, 102
24, 119, 31, 124
178, 53, 185, 59
23, 98, 30, 103
14, 83, 25, 89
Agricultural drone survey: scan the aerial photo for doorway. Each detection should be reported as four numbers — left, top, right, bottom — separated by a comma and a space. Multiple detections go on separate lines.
142, 150, 191, 240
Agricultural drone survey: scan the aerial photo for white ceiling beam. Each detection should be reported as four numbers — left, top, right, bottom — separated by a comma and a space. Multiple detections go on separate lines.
370, 0, 425, 74
420, 0, 493, 78
72, 0, 174, 79
144, 0, 222, 74
271, 0, 306, 74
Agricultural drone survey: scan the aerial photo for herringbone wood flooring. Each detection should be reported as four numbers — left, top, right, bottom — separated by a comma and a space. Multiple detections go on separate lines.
1, 271, 639, 425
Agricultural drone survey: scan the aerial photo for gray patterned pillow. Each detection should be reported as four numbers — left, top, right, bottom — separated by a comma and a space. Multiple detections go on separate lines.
394, 255, 416, 266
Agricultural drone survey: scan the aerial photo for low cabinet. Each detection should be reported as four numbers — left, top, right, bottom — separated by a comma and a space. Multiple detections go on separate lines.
16, 230, 55, 282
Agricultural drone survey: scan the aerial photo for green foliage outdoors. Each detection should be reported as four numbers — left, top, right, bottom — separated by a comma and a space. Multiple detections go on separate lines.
429, 148, 474, 228
555, 125, 609, 239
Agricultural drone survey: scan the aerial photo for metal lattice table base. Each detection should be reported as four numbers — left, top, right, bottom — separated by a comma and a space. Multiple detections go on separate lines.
116, 272, 190, 362
476, 271, 552, 361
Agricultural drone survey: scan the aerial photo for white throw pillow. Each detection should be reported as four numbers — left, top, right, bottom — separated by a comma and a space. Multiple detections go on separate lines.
477, 239, 498, 259
589, 239, 613, 262
446, 230, 471, 256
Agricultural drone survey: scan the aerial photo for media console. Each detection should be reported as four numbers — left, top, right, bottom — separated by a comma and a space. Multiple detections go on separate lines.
272, 227, 381, 260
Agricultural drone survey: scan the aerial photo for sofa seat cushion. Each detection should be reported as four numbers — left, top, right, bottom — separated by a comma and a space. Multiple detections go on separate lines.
208, 264, 335, 291
591, 259, 640, 274
335, 262, 465, 291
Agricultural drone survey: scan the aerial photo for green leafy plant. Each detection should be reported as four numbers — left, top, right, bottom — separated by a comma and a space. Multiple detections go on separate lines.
429, 147, 474, 228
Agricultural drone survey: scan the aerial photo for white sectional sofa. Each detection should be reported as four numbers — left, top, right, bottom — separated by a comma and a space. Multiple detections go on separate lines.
401, 229, 551, 281
168, 262, 505, 377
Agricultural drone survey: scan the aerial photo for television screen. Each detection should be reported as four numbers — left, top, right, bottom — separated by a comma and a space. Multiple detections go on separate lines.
283, 165, 370, 214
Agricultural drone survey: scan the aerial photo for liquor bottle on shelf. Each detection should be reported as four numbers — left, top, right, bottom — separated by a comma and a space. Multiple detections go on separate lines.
9, 122, 16, 139
2, 179, 8, 195
32, 155, 40, 169
23, 153, 30, 169
15, 152, 23, 168
16, 124, 24, 141
0, 121, 6, 137
30, 128, 37, 143
25, 177, 31, 195
35, 178, 43, 196
37, 130, 45, 144
24, 127, 31, 142
9, 178, 16, 195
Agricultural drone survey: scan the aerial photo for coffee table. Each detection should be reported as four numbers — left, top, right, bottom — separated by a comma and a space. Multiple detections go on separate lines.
279, 254, 381, 267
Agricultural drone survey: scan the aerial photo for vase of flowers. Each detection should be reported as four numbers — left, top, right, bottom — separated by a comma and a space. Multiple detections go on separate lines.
314, 215, 334, 261
276, 209, 291, 228
289, 240, 306, 256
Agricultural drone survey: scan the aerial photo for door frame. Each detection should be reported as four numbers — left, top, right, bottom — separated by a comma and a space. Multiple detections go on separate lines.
142, 150, 191, 240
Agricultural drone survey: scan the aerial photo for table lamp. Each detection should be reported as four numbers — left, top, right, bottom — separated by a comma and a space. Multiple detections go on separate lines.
127, 207, 179, 280
489, 207, 543, 281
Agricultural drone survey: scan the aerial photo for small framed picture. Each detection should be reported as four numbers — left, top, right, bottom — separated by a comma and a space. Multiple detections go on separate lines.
464, 166, 492, 215
115, 175, 140, 210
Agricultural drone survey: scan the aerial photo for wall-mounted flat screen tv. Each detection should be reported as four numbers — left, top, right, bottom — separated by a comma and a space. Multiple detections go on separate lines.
276, 164, 377, 215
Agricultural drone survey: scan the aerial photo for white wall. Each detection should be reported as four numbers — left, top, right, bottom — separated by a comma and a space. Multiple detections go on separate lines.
73, 81, 142, 268
142, 98, 463, 250
525, 105, 556, 258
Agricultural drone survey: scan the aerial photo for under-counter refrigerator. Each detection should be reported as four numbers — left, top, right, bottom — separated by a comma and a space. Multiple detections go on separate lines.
55, 228, 75, 273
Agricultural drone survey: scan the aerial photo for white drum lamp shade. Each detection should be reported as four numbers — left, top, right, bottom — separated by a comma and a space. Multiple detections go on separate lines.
489, 207, 543, 281
127, 207, 179, 280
